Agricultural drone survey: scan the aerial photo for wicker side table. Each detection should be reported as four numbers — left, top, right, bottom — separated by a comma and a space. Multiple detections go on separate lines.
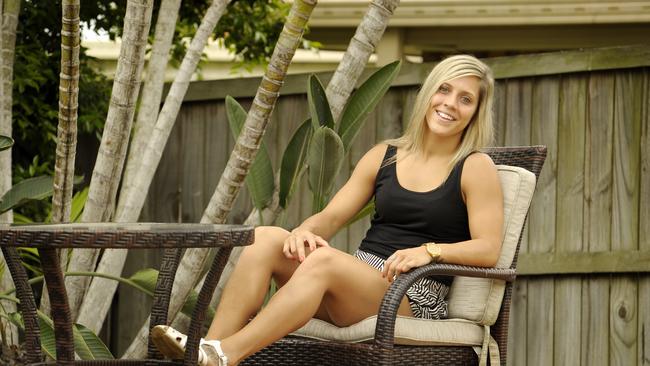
0, 223, 254, 366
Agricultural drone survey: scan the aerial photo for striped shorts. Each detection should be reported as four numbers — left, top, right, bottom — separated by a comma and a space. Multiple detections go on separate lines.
355, 249, 449, 319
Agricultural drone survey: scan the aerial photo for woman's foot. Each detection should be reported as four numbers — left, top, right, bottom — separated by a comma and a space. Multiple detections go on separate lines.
151, 325, 228, 366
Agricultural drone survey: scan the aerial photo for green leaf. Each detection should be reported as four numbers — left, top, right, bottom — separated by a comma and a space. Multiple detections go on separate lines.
74, 323, 114, 359
0, 135, 13, 151
225, 96, 274, 211
35, 311, 113, 360
129, 268, 215, 322
13, 212, 34, 223
70, 187, 89, 222
338, 61, 402, 152
307, 127, 344, 213
0, 175, 83, 213
279, 119, 313, 208
37, 313, 57, 360
307, 75, 334, 130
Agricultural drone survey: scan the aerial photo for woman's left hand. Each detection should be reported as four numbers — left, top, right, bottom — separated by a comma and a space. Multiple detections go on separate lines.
381, 246, 432, 283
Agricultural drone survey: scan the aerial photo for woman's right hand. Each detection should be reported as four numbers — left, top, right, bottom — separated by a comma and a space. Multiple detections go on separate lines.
283, 228, 330, 262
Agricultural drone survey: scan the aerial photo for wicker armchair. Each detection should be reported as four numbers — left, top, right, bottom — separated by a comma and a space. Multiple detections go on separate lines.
241, 145, 547, 366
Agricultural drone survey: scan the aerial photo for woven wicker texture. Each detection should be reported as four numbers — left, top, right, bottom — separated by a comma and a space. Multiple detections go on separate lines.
0, 223, 253, 366
241, 145, 547, 366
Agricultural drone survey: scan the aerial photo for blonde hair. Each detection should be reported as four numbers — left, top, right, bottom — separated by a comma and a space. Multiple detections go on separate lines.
384, 55, 494, 171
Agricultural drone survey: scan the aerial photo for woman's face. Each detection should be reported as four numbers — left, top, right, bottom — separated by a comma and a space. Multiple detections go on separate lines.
425, 75, 481, 139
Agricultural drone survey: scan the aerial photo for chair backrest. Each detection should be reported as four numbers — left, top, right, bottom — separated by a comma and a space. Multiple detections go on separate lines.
448, 146, 546, 365
447, 164, 537, 324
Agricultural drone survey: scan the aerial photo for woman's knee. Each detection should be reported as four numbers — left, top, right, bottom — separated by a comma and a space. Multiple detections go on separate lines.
298, 247, 338, 273
240, 226, 290, 266
245, 226, 288, 253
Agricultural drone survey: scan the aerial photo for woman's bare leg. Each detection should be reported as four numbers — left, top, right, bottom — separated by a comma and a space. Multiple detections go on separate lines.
212, 246, 413, 364
206, 226, 330, 340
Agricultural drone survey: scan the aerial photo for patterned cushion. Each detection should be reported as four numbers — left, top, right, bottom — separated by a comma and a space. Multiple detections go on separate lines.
447, 165, 536, 325
292, 316, 484, 346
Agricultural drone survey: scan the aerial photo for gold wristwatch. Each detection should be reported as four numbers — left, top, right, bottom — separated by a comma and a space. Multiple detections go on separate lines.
422, 242, 442, 263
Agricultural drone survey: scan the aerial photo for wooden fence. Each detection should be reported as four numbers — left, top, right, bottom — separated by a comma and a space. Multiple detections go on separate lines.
113, 45, 650, 365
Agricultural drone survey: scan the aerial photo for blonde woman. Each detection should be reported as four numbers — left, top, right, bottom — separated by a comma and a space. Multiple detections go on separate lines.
152, 55, 504, 366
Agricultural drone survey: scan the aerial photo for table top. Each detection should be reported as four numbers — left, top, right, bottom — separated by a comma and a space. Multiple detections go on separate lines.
0, 223, 254, 248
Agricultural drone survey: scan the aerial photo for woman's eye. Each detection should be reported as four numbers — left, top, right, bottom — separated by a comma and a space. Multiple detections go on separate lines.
461, 96, 472, 104
438, 85, 449, 93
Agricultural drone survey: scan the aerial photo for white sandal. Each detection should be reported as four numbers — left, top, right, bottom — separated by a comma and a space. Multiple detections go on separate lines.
151, 325, 229, 366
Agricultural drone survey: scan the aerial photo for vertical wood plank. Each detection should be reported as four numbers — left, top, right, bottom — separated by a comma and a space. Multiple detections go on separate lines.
180, 104, 207, 222
493, 80, 507, 146
203, 100, 231, 222
554, 73, 587, 366
527, 76, 559, 366
639, 68, 650, 366
582, 72, 614, 366
504, 78, 532, 366
610, 70, 641, 365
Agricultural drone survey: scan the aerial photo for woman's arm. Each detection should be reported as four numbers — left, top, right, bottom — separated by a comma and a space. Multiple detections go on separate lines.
284, 144, 388, 261
438, 152, 504, 267
382, 152, 504, 281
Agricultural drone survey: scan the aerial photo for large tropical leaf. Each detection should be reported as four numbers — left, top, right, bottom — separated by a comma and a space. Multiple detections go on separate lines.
307, 127, 344, 213
37, 313, 58, 360
75, 323, 114, 359
279, 118, 313, 208
0, 175, 83, 213
129, 268, 215, 321
0, 135, 13, 151
225, 96, 274, 211
307, 75, 334, 130
338, 61, 402, 152
36, 310, 114, 360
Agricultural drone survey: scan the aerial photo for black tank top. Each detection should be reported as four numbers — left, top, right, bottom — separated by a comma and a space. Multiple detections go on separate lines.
358, 145, 472, 285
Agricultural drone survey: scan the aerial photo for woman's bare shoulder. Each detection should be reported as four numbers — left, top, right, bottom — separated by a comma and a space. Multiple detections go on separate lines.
351, 143, 389, 178
462, 152, 499, 185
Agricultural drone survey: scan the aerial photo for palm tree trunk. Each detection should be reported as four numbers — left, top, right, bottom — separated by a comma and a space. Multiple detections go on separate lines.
39, 0, 81, 317
122, 0, 318, 358
76, 0, 231, 334
51, 0, 80, 223
325, 0, 400, 123
64, 0, 154, 321
120, 0, 182, 203
0, 0, 19, 225
0, 0, 20, 344
115, 0, 230, 223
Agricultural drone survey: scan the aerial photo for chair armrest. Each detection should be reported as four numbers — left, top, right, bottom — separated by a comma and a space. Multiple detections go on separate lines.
373, 263, 516, 348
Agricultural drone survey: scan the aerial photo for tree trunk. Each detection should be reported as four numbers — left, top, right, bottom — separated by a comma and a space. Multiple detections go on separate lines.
325, 0, 400, 123
122, 0, 318, 358
0, 0, 19, 225
0, 0, 20, 344
77, 0, 231, 335
205, 0, 400, 310
51, 0, 80, 223
120, 0, 182, 204
39, 0, 82, 317
115, 0, 230, 223
65, 0, 154, 321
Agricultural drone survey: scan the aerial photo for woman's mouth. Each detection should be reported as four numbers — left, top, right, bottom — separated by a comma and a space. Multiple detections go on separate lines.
436, 110, 455, 121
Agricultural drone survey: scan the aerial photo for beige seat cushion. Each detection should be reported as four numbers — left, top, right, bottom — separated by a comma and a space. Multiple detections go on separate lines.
292, 316, 484, 346
448, 165, 536, 325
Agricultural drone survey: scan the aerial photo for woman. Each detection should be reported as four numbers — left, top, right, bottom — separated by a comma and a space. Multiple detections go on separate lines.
151, 54, 504, 366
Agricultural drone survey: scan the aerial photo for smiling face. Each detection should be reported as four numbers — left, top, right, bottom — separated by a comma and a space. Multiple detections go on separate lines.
424, 75, 481, 140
